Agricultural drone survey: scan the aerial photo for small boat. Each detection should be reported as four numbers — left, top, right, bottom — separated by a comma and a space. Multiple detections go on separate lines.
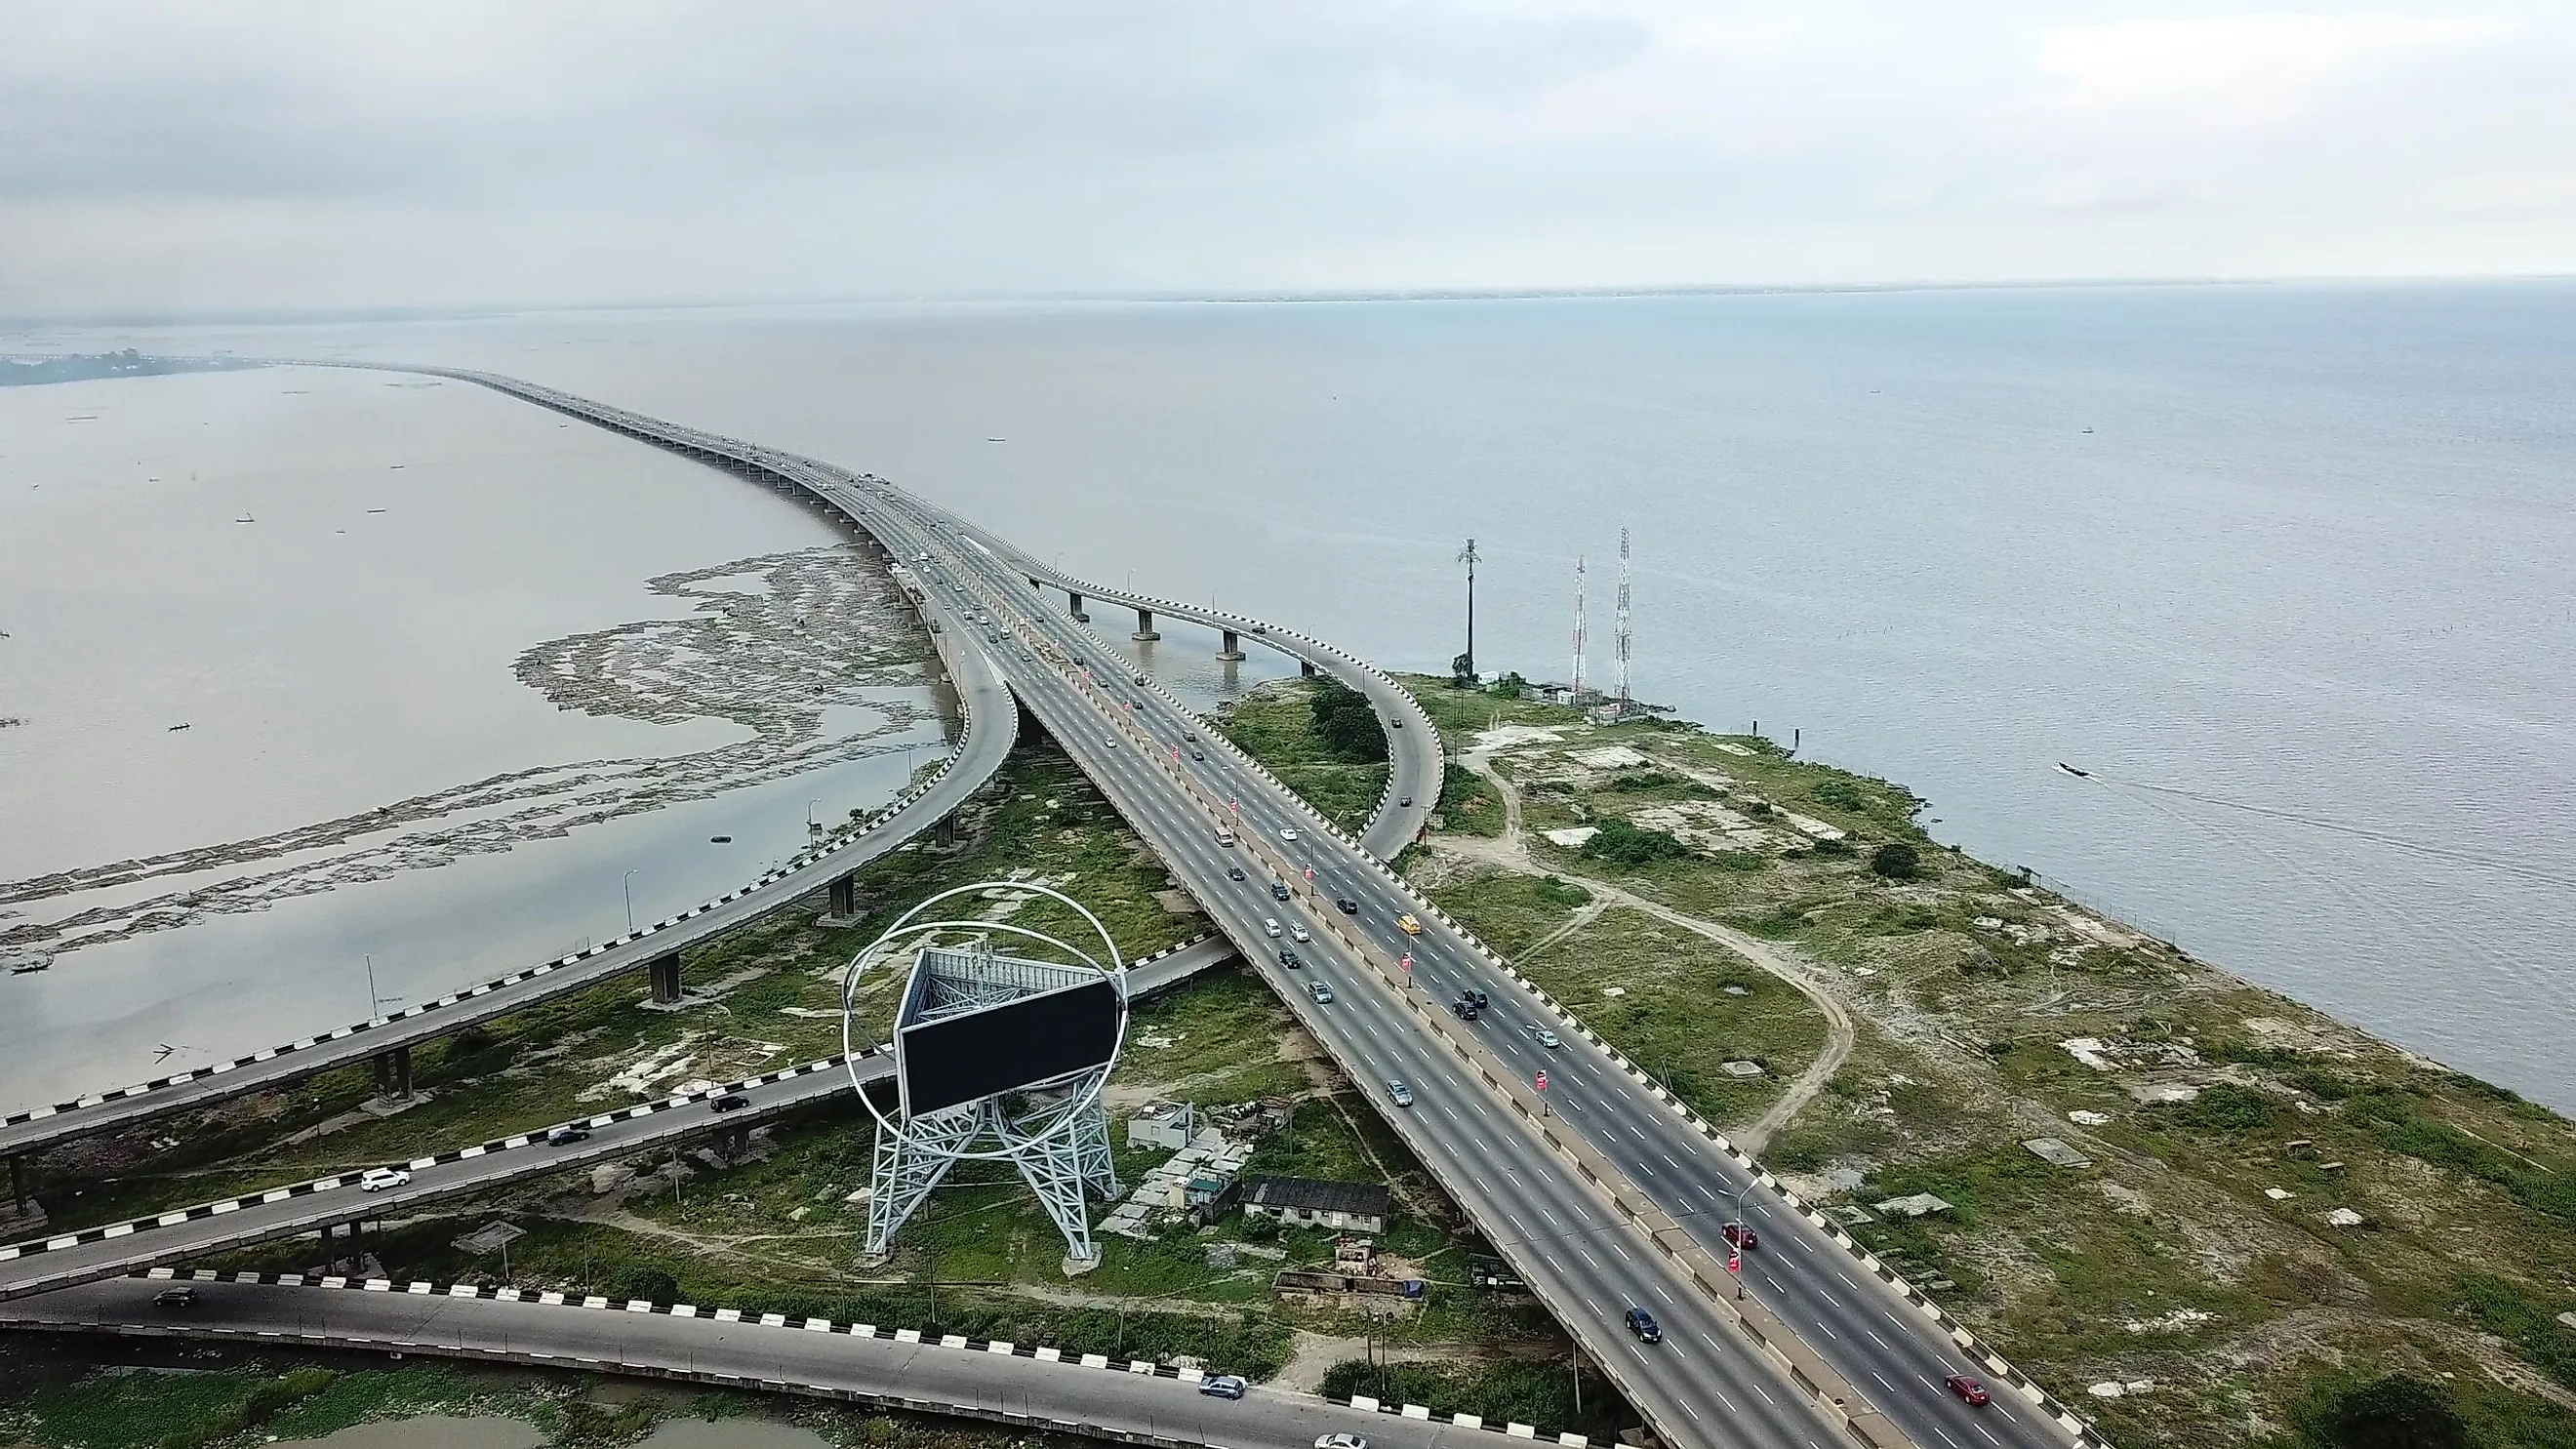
366, 508, 387, 514
2080, 427, 2094, 434
388, 464, 406, 470
234, 514, 255, 524
709, 834, 734, 843
9, 960, 48, 976
2054, 762, 2090, 779
986, 437, 1006, 443
168, 723, 191, 732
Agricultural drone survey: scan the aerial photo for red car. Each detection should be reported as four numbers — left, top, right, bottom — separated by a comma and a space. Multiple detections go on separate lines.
1721, 1221, 1759, 1251
1946, 1376, 1991, 1407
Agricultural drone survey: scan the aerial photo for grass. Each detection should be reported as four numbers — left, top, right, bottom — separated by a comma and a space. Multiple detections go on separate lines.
1208, 680, 1389, 834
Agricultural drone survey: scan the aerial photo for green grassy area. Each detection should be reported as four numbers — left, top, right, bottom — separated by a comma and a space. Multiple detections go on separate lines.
1208, 680, 1389, 834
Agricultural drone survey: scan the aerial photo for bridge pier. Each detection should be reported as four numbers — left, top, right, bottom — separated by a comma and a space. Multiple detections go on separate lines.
1133, 608, 1159, 642
1218, 629, 1246, 662
1067, 591, 1087, 623
649, 952, 684, 1005
372, 1044, 414, 1100
9, 1154, 27, 1209
1299, 659, 1318, 678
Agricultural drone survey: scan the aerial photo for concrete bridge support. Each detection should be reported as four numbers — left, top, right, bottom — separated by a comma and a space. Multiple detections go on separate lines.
828, 872, 860, 919
1133, 608, 1159, 642
1068, 591, 1087, 623
1218, 629, 1246, 662
649, 952, 685, 1005
9, 1154, 26, 1209
372, 1044, 414, 1100
1299, 659, 1318, 678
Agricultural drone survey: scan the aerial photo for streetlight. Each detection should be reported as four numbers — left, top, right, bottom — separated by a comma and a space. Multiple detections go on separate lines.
623, 869, 638, 934
807, 798, 825, 835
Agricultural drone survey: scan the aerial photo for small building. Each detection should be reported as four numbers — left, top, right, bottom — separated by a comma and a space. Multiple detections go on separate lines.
1127, 1101, 1198, 1153
1238, 1175, 1391, 1234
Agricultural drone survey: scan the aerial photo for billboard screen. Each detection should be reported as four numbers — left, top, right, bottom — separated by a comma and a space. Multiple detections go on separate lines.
897, 977, 1121, 1117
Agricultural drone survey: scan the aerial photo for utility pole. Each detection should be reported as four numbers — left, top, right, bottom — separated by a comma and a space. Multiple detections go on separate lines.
1455, 538, 1481, 686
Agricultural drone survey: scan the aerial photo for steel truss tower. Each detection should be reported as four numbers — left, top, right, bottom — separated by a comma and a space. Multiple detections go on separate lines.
1571, 555, 1589, 701
865, 1069, 1119, 1264
1614, 528, 1633, 715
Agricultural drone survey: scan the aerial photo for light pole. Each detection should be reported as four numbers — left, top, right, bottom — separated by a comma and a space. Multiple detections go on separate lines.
808, 798, 825, 836
623, 869, 638, 934
364, 954, 378, 1020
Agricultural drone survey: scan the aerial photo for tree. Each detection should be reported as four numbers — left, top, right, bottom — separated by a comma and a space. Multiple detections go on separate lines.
1869, 842, 1921, 880
1581, 820, 1689, 865
1450, 652, 1477, 688
1486, 670, 1529, 698
2309, 1375, 2467, 1449
1307, 677, 1388, 763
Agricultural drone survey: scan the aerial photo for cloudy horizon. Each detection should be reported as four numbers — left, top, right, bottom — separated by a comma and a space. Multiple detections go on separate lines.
5, 2, 2571, 321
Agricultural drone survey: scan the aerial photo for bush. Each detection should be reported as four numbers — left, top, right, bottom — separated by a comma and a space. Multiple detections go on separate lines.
2299, 1373, 2467, 1449
2174, 1083, 2278, 1137
1536, 876, 1592, 906
1307, 677, 1388, 762
1580, 820, 1688, 865
1869, 842, 1921, 880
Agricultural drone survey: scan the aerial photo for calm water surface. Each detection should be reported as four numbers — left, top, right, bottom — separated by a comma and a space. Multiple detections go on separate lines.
14, 281, 2573, 1107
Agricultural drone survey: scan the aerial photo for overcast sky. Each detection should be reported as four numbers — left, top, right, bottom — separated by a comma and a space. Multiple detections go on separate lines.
4, 2, 2571, 317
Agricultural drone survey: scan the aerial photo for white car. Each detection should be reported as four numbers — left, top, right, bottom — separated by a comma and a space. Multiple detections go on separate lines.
357, 1167, 412, 1192
1290, 924, 1310, 944
1317, 1436, 1369, 1449
1527, 1025, 1563, 1050
1279, 826, 1301, 842
1263, 918, 1282, 938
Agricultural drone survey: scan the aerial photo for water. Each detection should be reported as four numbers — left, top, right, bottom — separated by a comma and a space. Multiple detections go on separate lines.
0, 366, 939, 1103
11, 280, 2573, 1108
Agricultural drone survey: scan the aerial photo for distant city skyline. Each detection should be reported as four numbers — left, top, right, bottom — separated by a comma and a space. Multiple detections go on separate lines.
5, 2, 2571, 319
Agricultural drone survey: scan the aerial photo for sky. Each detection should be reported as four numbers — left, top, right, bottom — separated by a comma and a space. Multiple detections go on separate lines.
3, 2, 2571, 318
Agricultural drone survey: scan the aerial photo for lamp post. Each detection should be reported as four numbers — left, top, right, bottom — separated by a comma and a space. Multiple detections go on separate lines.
623, 869, 638, 934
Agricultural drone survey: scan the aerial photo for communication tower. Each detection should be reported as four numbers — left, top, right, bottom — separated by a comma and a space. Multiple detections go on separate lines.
842, 883, 1126, 1268
1614, 528, 1633, 716
1570, 556, 1589, 701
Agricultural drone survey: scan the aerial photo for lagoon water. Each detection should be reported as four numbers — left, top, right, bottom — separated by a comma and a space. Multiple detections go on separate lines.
9, 280, 2574, 1109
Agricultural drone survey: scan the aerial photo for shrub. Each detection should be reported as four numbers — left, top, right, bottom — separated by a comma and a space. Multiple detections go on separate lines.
1869, 842, 1921, 879
1580, 820, 1688, 865
2299, 1373, 2467, 1449
2174, 1083, 2278, 1136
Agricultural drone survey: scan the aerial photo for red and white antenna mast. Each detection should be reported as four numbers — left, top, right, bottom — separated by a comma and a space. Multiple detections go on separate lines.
1614, 529, 1633, 716
1570, 555, 1589, 701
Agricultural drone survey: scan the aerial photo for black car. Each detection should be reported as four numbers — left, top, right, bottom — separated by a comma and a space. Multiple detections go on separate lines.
1278, 947, 1302, 968
710, 1093, 752, 1113
1336, 897, 1360, 914
1625, 1307, 1662, 1344
1465, 987, 1489, 1010
153, 1286, 197, 1309
1227, 865, 1248, 882
1270, 881, 1290, 901
546, 1126, 591, 1147
1398, 794, 1413, 807
1190, 748, 1207, 761
1449, 999, 1478, 1021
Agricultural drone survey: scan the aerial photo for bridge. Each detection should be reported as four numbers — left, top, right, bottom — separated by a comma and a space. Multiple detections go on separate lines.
0, 367, 2107, 1449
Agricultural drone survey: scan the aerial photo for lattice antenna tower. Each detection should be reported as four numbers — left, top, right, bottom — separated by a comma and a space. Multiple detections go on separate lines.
1614, 528, 1633, 713
1570, 556, 1589, 700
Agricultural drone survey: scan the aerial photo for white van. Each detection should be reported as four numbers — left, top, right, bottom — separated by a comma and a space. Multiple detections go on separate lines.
1215, 827, 1237, 847
1263, 918, 1282, 939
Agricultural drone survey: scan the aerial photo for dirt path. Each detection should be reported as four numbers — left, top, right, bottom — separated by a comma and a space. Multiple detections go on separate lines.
1443, 754, 1855, 1152
1271, 1328, 1455, 1393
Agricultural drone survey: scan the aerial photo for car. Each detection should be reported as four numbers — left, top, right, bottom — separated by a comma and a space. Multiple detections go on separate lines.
1133, 673, 1149, 687
1946, 1376, 1992, 1407
1227, 865, 1248, 882
153, 1286, 198, 1308
1397, 913, 1423, 935
1316, 1435, 1368, 1449
1387, 1080, 1414, 1107
1263, 918, 1282, 938
1389, 718, 1404, 728
1398, 794, 1413, 807
1199, 1374, 1248, 1400
711, 1093, 752, 1112
1278, 947, 1303, 968
1460, 987, 1489, 1009
1449, 999, 1479, 1021
1625, 1307, 1662, 1343
1183, 731, 1199, 743
1308, 981, 1336, 1003
1526, 1025, 1562, 1049
1336, 897, 1360, 914
1721, 1221, 1760, 1251
546, 1126, 591, 1147
1279, 826, 1300, 842
1290, 924, 1310, 943
357, 1167, 411, 1192
1271, 880, 1291, 901
1189, 748, 1207, 761
1104, 735, 1118, 747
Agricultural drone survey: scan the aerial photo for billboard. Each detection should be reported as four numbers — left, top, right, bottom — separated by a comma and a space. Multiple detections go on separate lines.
896, 975, 1121, 1118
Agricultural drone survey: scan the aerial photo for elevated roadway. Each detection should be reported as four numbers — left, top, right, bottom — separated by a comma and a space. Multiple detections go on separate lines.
7, 1275, 1484, 1449
18, 365, 2093, 1449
